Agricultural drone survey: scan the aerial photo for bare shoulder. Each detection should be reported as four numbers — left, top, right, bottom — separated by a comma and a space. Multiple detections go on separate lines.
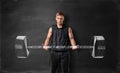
49, 27, 52, 33
68, 26, 72, 32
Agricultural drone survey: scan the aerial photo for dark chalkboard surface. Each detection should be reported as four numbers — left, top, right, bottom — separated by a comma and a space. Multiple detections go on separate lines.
1, 0, 119, 73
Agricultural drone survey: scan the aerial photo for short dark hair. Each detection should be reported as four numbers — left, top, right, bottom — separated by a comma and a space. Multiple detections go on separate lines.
56, 11, 64, 17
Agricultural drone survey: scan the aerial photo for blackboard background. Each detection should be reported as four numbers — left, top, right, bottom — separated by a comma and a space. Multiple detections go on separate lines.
1, 0, 120, 73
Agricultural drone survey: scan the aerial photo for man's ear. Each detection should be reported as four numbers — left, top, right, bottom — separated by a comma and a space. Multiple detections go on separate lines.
63, 16, 64, 21
63, 17, 65, 21
55, 16, 57, 21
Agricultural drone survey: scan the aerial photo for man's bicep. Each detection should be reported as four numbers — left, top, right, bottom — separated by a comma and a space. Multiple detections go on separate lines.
68, 27, 74, 39
47, 27, 52, 39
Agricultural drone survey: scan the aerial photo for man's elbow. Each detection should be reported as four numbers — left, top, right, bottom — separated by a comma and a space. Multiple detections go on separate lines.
69, 36, 74, 40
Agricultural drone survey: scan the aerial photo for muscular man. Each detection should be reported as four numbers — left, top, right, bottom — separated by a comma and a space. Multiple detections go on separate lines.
43, 12, 77, 73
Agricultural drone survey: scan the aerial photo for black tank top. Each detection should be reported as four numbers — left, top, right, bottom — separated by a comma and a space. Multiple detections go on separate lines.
50, 24, 70, 51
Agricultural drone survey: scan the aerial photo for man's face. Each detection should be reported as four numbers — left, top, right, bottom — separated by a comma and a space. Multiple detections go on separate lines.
56, 15, 64, 25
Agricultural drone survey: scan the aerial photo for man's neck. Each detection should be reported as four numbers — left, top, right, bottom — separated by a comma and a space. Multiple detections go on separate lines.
57, 24, 63, 28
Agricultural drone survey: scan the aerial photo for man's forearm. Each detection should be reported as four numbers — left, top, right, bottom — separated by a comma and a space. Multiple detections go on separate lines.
43, 38, 50, 50
70, 38, 78, 50
44, 38, 50, 46
70, 38, 76, 46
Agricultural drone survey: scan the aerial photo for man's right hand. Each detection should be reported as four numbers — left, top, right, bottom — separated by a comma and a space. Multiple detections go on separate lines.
43, 46, 49, 51
42, 43, 48, 51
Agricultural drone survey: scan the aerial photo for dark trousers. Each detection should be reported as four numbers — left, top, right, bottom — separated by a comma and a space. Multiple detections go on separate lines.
50, 51, 70, 73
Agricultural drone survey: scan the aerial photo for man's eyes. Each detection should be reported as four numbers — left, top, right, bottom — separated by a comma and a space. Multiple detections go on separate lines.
58, 18, 62, 19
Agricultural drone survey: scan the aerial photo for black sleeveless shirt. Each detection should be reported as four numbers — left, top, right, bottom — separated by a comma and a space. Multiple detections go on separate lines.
50, 25, 70, 51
